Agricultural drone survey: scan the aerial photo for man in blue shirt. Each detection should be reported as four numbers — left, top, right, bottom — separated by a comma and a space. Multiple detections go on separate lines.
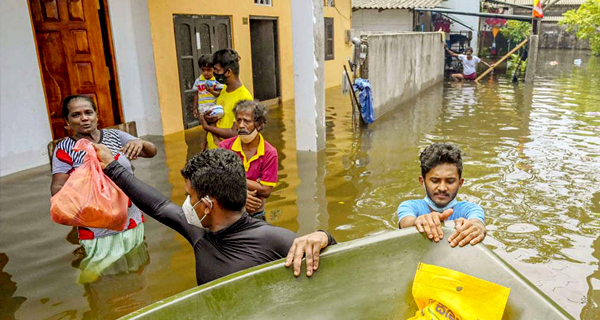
397, 143, 486, 247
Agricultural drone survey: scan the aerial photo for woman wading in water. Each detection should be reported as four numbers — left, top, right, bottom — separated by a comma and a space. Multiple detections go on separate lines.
50, 95, 157, 282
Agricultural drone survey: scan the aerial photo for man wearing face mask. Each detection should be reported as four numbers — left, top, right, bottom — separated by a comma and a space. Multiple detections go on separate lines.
201, 49, 253, 150
93, 145, 335, 285
219, 100, 276, 220
397, 143, 486, 247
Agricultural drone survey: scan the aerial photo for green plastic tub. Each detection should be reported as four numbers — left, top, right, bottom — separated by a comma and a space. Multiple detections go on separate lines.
120, 228, 574, 319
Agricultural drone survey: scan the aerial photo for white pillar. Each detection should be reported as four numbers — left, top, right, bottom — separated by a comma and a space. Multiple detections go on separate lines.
291, 0, 326, 152
295, 151, 329, 235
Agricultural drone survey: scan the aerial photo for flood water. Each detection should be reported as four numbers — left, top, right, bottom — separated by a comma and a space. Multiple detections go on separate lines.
1, 49, 599, 319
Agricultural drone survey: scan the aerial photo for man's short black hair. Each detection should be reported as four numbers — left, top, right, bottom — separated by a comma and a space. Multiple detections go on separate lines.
213, 49, 240, 75
465, 47, 474, 53
420, 143, 463, 178
198, 54, 214, 68
181, 149, 247, 211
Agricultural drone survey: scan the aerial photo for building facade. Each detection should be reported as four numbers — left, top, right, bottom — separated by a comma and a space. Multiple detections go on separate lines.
0, 0, 352, 176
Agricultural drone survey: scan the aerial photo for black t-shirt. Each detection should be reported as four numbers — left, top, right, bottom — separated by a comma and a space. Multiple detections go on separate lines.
104, 161, 335, 285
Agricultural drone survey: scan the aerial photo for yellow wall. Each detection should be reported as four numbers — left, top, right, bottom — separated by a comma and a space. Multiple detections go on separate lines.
147, 0, 295, 134
147, 0, 352, 135
324, 1, 353, 89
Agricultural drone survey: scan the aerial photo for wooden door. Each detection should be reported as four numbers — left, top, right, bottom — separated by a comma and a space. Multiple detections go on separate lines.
29, 0, 117, 139
174, 15, 232, 129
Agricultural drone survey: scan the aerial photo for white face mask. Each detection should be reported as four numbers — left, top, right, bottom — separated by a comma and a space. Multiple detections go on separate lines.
239, 128, 259, 144
182, 195, 210, 228
422, 183, 457, 212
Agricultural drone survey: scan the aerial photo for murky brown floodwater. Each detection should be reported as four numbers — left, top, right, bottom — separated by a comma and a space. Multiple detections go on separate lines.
1, 49, 599, 319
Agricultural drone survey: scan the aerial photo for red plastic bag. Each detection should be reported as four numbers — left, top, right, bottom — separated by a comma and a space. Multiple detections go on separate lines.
50, 139, 129, 231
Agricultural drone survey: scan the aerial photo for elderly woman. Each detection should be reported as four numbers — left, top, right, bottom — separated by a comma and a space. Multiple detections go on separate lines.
50, 95, 157, 282
218, 100, 277, 220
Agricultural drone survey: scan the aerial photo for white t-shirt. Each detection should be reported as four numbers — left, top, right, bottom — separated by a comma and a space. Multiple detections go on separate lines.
458, 54, 481, 75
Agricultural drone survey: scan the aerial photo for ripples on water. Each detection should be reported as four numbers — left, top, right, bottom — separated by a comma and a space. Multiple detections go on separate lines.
0, 50, 599, 319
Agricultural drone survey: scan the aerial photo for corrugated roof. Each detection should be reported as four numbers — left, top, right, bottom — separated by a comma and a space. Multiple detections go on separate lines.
488, 0, 586, 6
352, 0, 444, 10
543, 15, 565, 21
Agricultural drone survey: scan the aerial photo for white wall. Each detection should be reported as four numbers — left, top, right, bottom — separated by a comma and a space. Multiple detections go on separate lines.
352, 9, 413, 32
366, 32, 445, 118
440, 0, 481, 54
108, 0, 163, 136
0, 0, 53, 177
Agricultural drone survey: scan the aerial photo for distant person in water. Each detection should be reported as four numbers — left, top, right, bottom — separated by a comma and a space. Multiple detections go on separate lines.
445, 46, 494, 81
93, 146, 335, 284
397, 143, 486, 247
219, 100, 278, 220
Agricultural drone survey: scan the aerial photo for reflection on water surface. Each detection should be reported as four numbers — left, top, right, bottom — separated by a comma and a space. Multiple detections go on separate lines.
0, 50, 599, 319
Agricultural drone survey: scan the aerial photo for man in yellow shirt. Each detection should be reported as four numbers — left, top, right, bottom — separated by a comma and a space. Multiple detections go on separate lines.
201, 49, 253, 149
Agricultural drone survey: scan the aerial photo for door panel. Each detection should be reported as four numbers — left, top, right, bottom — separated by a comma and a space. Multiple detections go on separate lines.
174, 16, 200, 129
29, 0, 117, 139
250, 19, 280, 101
36, 31, 71, 138
215, 23, 230, 51
174, 15, 231, 129
197, 22, 212, 55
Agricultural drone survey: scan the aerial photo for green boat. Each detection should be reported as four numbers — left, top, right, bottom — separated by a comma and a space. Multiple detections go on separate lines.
120, 228, 574, 319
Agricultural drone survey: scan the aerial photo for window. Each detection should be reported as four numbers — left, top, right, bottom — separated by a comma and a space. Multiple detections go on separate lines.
254, 0, 272, 6
324, 17, 334, 61
324, 0, 335, 6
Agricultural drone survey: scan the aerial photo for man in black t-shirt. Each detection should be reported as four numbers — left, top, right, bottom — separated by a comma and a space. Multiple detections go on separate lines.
95, 146, 335, 285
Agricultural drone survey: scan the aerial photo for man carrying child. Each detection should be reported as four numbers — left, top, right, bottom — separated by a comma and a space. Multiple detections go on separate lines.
201, 49, 253, 149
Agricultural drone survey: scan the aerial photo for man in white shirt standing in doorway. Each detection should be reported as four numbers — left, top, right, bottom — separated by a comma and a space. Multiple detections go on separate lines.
445, 46, 494, 81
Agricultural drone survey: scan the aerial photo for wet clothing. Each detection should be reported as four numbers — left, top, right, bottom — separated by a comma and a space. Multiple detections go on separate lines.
52, 129, 144, 240
219, 134, 278, 187
397, 197, 485, 224
78, 223, 146, 284
206, 85, 253, 150
458, 54, 481, 76
463, 73, 477, 80
103, 161, 336, 285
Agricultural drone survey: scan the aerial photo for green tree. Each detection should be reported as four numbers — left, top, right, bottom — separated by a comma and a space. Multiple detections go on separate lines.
560, 0, 600, 56
500, 21, 532, 43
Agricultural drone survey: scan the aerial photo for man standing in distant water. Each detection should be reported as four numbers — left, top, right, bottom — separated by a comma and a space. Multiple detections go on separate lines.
201, 49, 253, 149
219, 100, 277, 220
397, 143, 486, 247
446, 46, 494, 81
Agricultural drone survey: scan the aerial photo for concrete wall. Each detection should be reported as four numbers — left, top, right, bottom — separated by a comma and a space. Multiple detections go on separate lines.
0, 0, 53, 176
352, 9, 413, 32
0, 0, 162, 176
539, 22, 590, 50
440, 0, 480, 54
365, 32, 444, 119
108, 0, 163, 136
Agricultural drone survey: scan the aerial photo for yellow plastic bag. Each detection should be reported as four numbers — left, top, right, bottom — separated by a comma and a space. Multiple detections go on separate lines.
407, 263, 510, 320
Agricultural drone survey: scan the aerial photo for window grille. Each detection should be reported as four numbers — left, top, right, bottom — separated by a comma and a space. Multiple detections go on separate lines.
324, 17, 334, 60
254, 0, 272, 6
